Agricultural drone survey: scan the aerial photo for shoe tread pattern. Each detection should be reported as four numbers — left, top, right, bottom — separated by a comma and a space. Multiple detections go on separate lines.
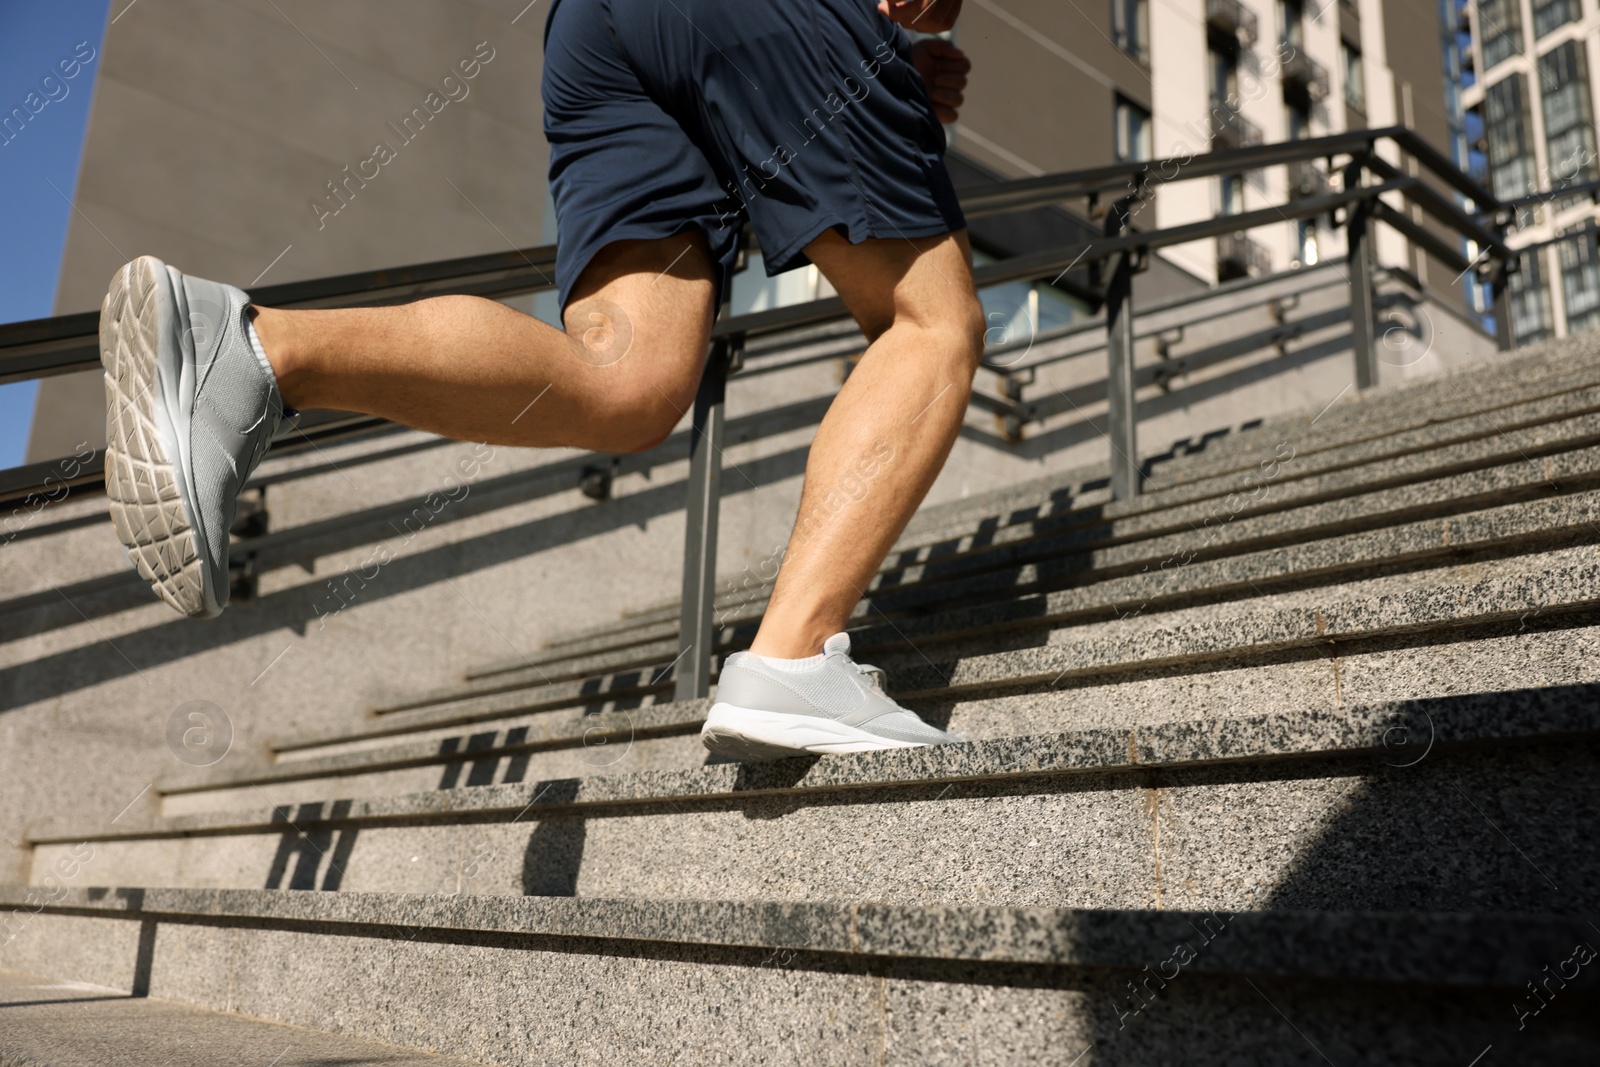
101, 257, 207, 617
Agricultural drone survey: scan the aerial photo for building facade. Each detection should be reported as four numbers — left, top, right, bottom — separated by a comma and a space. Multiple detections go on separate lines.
948, 0, 1465, 309
1464, 0, 1600, 342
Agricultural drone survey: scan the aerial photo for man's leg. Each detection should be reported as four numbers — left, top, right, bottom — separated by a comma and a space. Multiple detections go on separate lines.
250, 233, 718, 455
748, 229, 985, 658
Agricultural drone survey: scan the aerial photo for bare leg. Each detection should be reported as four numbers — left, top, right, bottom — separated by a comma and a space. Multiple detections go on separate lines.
749, 229, 985, 658
249, 234, 718, 454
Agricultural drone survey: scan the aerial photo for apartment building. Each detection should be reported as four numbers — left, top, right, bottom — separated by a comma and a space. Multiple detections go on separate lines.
947, 0, 1465, 313
1464, 0, 1600, 341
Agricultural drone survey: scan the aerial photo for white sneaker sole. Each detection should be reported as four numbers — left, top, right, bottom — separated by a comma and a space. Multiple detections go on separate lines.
701, 702, 926, 761
101, 256, 217, 618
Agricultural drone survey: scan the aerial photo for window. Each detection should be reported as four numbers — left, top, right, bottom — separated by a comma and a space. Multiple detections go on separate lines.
1484, 75, 1537, 199
1342, 40, 1365, 112
1294, 219, 1320, 267
1509, 249, 1553, 344
1210, 45, 1239, 107
1560, 228, 1600, 334
1286, 98, 1311, 140
1280, 0, 1304, 48
1539, 42, 1597, 187
1478, 0, 1524, 69
971, 250, 1087, 351
1220, 173, 1245, 215
1113, 0, 1150, 62
1532, 0, 1579, 39
1115, 96, 1152, 161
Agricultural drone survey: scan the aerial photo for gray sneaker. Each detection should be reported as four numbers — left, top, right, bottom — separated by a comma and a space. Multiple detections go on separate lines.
702, 632, 960, 760
100, 256, 291, 618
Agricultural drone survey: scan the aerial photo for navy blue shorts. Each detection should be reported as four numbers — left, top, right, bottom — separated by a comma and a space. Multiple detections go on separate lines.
541, 0, 966, 312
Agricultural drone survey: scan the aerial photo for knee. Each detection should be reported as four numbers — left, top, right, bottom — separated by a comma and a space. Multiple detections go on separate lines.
901, 289, 985, 373
953, 292, 987, 370
613, 405, 680, 453
597, 361, 702, 454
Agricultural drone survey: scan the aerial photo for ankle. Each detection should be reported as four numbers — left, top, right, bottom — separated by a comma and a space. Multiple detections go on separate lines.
748, 622, 836, 659
248, 306, 310, 407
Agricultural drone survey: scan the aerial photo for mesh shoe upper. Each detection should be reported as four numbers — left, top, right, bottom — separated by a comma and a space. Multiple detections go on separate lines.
171, 269, 288, 610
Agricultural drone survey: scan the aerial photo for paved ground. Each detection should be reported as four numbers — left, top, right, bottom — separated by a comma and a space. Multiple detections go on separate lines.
0, 967, 483, 1067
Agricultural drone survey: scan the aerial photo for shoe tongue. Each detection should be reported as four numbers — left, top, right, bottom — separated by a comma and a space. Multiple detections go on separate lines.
823, 632, 851, 656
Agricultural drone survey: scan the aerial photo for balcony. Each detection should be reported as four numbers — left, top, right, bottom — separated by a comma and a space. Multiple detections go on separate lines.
1287, 159, 1331, 199
1210, 106, 1264, 149
1281, 50, 1330, 104
1206, 0, 1259, 48
1217, 230, 1271, 280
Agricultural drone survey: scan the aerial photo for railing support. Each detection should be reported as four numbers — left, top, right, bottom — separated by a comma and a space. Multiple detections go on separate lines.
1103, 193, 1142, 500
675, 333, 737, 701
676, 233, 746, 702
1104, 249, 1140, 500
1344, 158, 1379, 390
1490, 259, 1516, 352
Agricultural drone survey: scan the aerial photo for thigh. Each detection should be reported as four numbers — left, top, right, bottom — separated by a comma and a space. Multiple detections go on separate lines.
802, 228, 977, 342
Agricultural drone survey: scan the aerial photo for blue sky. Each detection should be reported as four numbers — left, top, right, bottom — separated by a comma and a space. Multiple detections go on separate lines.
0, 1, 111, 468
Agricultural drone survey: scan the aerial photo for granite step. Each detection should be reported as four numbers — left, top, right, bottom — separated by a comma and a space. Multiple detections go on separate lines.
498, 344, 1600, 671
470, 371, 1600, 694
947, 345, 1600, 533
31, 685, 1600, 913
3, 888, 1593, 1066
358, 472, 1600, 732
1131, 335, 1600, 477
0, 967, 483, 1067
271, 481, 1600, 762
453, 400, 1600, 694
159, 543, 1600, 813
851, 447, 1600, 620
161, 620, 1600, 819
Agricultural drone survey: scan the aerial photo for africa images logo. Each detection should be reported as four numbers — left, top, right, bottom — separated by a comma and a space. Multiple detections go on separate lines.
1, 40, 98, 148
308, 42, 497, 229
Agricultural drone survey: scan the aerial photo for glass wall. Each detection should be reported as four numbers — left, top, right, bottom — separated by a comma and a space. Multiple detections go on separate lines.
1559, 229, 1600, 335
1478, 0, 1524, 69
1538, 41, 1596, 187
1532, 0, 1579, 40
1509, 250, 1554, 344
1484, 74, 1538, 199
970, 250, 1086, 355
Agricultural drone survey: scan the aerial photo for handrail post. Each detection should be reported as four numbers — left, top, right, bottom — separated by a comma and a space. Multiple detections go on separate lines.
675, 236, 746, 702
674, 334, 737, 701
1105, 251, 1140, 499
1488, 208, 1518, 353
1344, 155, 1379, 389
1490, 257, 1516, 352
1103, 193, 1142, 500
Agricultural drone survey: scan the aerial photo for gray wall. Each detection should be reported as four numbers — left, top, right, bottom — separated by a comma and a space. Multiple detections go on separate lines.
954, 0, 1152, 177
28, 0, 547, 460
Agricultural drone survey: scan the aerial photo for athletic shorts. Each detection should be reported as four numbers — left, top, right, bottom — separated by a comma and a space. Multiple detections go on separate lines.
541, 0, 967, 312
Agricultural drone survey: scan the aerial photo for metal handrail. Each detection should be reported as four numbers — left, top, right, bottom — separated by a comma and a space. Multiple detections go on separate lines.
1, 127, 1516, 702
0, 125, 1499, 385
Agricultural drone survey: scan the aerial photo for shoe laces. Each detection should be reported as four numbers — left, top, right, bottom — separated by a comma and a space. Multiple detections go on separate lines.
851, 660, 889, 693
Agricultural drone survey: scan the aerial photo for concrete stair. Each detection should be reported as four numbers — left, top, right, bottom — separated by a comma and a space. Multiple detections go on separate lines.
7, 339, 1600, 1063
